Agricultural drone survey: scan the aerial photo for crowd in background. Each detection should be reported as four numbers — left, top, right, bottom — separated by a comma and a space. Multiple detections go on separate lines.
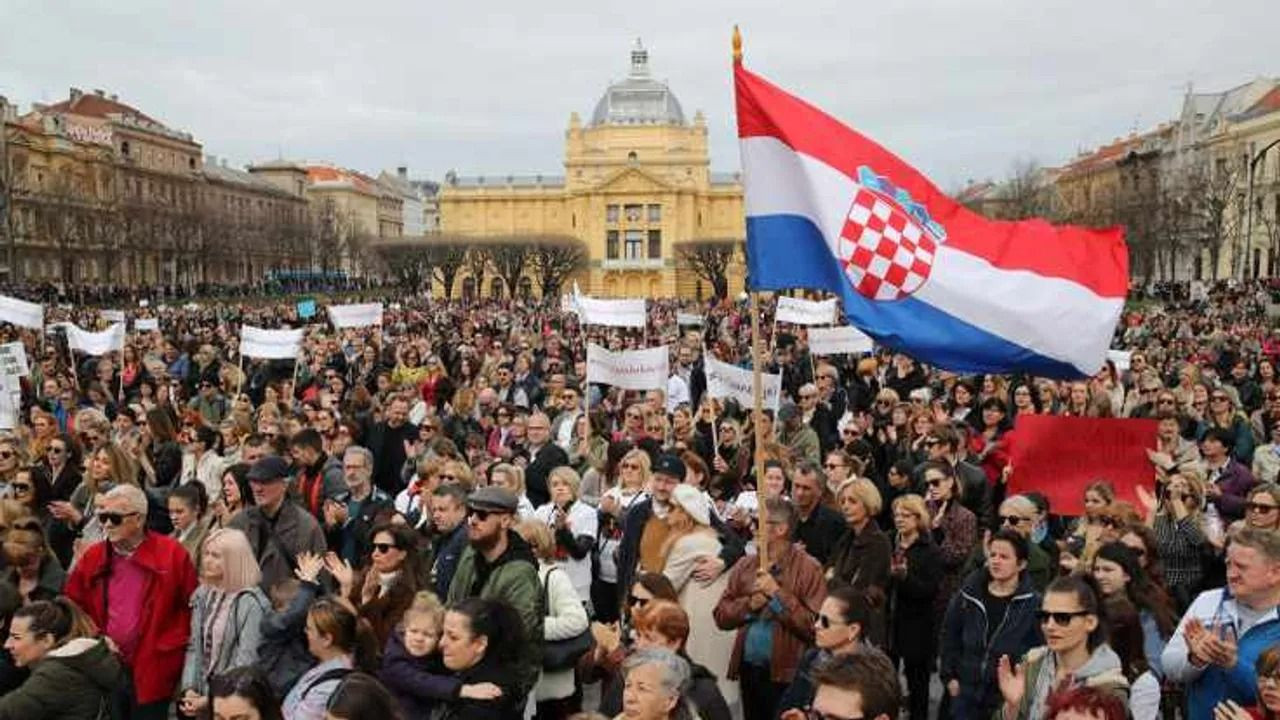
0, 279, 1273, 719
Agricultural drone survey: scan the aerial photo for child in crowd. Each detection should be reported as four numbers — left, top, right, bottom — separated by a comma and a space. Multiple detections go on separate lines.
260, 555, 323, 697
378, 590, 502, 718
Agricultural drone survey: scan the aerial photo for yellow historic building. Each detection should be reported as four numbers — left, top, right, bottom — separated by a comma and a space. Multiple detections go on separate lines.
438, 40, 745, 299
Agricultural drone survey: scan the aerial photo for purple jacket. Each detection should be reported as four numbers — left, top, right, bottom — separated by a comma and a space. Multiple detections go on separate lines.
378, 627, 461, 719
1209, 459, 1257, 522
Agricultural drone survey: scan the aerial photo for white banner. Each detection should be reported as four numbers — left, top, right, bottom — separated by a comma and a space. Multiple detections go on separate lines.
572, 282, 646, 328
704, 353, 781, 411
329, 302, 384, 329
586, 343, 669, 391
240, 326, 304, 360
0, 295, 43, 330
66, 322, 126, 356
776, 296, 837, 326
1106, 349, 1133, 373
676, 312, 704, 326
0, 343, 29, 377
135, 318, 159, 332
101, 309, 126, 324
808, 326, 874, 356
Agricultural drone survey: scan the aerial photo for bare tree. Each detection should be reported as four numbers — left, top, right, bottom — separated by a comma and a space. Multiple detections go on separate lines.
1001, 158, 1062, 221
528, 236, 587, 299
464, 245, 489, 296
484, 240, 531, 299
678, 238, 740, 299
1184, 160, 1242, 280
312, 198, 350, 273
427, 243, 467, 298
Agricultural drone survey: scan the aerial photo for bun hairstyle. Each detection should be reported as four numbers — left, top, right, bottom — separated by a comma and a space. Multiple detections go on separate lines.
307, 597, 381, 672
447, 597, 525, 665
13, 597, 98, 644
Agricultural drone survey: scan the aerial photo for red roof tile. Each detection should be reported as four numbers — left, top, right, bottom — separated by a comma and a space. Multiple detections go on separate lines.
45, 92, 160, 127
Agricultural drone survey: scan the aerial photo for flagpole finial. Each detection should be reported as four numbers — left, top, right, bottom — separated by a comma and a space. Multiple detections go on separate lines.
732, 25, 742, 64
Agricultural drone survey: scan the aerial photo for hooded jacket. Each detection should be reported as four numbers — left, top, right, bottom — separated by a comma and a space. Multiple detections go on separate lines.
446, 530, 544, 696
378, 627, 461, 719
0, 637, 124, 719
1004, 644, 1129, 720
939, 568, 1043, 714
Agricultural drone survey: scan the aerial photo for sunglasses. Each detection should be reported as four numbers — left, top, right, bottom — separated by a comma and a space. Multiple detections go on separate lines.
97, 511, 139, 526
816, 614, 844, 629
999, 515, 1028, 526
1037, 610, 1090, 626
1247, 502, 1280, 514
47, 447, 65, 454
10, 484, 31, 494
628, 594, 650, 607
1212, 396, 1229, 402
823, 463, 844, 470
371, 542, 398, 554
0, 451, 14, 460
621, 463, 641, 471
469, 508, 493, 521
926, 478, 945, 488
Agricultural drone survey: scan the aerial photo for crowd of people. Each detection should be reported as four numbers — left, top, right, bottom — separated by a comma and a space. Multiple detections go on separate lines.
0, 278, 1275, 720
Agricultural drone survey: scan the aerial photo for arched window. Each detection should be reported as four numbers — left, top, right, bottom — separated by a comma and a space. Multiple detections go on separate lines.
490, 277, 504, 299
461, 277, 476, 301
518, 277, 533, 300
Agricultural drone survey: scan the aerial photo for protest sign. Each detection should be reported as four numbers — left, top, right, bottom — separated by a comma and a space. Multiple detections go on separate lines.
296, 299, 317, 319
704, 353, 781, 411
586, 344, 669, 391
0, 343, 29, 377
101, 309, 127, 324
135, 318, 159, 332
676, 312, 704, 326
65, 323, 126, 356
1007, 415, 1158, 516
571, 283, 646, 328
0, 374, 18, 430
1106, 350, 1132, 373
240, 326, 304, 359
328, 302, 383, 329
0, 294, 43, 330
808, 326, 874, 356
776, 296, 837, 326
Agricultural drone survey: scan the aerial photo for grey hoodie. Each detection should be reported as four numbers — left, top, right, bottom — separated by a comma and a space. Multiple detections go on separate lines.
1014, 643, 1129, 720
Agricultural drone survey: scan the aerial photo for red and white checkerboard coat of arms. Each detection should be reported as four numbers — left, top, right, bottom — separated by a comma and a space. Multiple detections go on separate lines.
838, 186, 940, 301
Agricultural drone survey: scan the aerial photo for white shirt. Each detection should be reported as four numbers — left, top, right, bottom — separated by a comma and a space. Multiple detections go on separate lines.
533, 500, 598, 601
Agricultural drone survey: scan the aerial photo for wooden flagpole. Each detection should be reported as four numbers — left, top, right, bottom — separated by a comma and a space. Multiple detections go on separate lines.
735, 26, 768, 571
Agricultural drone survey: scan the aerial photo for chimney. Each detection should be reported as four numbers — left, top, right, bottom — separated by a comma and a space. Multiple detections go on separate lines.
94, 89, 105, 97
397, 166, 408, 179
109, 94, 118, 102
69, 87, 83, 102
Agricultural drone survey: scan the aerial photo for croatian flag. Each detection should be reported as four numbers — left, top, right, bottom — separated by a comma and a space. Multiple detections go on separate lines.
736, 63, 1128, 377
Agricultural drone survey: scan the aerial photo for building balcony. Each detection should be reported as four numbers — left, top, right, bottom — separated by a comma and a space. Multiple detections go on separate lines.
600, 258, 665, 271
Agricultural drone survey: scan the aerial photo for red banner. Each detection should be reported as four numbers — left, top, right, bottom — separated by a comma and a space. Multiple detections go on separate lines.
1006, 416, 1159, 516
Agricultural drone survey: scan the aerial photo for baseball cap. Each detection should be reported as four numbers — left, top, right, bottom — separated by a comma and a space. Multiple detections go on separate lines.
247, 456, 291, 483
652, 453, 686, 479
467, 486, 518, 514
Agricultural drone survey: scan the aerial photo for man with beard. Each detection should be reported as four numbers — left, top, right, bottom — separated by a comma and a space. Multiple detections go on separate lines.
446, 486, 543, 702
615, 454, 745, 607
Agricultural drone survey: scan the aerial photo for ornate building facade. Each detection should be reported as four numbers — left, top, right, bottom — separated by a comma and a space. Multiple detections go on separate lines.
0, 88, 310, 289
438, 40, 745, 299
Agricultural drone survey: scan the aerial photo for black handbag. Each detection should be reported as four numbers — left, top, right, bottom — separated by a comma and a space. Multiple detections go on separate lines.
541, 567, 594, 670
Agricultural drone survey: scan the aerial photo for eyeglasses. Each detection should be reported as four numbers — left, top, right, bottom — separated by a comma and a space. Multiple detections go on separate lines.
371, 542, 398, 554
97, 511, 139, 526
47, 446, 65, 454
816, 614, 846, 629
621, 463, 641, 471
1247, 502, 1280, 514
628, 594, 651, 607
10, 484, 31, 494
0, 451, 14, 460
926, 478, 946, 488
1157, 398, 1176, 404
469, 509, 492, 521
823, 463, 844, 470
999, 515, 1028, 526
800, 393, 817, 400
1037, 610, 1091, 626
1212, 395, 1229, 402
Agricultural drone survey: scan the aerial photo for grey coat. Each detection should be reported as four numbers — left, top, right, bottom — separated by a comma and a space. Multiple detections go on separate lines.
229, 502, 327, 589
180, 585, 270, 695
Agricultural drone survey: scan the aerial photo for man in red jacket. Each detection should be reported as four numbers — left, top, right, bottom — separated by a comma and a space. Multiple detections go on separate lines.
65, 483, 198, 720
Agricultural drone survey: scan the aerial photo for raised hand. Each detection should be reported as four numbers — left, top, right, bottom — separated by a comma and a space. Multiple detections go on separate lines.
996, 655, 1025, 711
295, 551, 324, 584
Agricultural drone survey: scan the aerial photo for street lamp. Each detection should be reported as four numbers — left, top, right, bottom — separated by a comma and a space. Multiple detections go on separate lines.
1245, 138, 1280, 279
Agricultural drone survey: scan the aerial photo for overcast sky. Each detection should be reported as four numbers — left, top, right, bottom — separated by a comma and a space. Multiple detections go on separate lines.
1, 0, 1274, 190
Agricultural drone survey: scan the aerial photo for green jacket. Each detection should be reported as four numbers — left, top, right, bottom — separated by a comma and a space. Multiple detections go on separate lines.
0, 637, 123, 720
446, 530, 545, 696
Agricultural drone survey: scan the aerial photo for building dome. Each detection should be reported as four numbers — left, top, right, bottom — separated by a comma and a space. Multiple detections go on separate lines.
589, 39, 686, 127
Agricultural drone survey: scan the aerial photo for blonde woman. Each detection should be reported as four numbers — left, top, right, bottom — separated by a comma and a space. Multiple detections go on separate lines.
514, 520, 590, 718
178, 528, 269, 716
889, 494, 943, 720
660, 483, 738, 708
489, 463, 535, 518
596, 449, 650, 620
533, 467, 598, 607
